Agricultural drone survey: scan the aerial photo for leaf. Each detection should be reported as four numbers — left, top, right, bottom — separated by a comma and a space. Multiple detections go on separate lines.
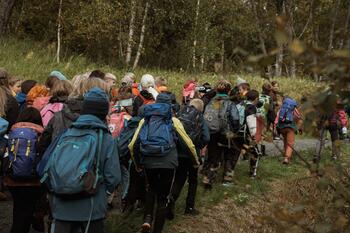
332, 50, 350, 58
289, 40, 305, 57
315, 223, 332, 233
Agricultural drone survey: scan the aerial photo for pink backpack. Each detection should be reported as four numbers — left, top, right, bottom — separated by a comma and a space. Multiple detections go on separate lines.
108, 112, 130, 138
40, 103, 64, 127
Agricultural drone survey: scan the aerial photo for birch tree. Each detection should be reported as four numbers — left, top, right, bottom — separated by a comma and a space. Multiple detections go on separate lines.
125, 0, 136, 67
56, 0, 63, 63
328, 0, 340, 51
132, 1, 149, 70
192, 0, 200, 70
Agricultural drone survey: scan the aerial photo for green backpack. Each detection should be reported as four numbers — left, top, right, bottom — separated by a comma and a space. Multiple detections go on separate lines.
257, 94, 271, 119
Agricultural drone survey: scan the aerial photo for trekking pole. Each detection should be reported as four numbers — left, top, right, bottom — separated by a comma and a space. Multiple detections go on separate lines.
252, 145, 262, 177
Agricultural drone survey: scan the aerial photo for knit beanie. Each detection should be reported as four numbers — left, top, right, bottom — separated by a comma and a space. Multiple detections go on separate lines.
81, 87, 109, 120
236, 77, 248, 86
156, 93, 172, 105
50, 70, 67, 81
140, 74, 155, 88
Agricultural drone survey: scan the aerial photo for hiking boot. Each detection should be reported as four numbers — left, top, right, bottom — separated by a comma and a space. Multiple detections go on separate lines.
141, 215, 152, 233
184, 207, 200, 216
332, 155, 338, 160
202, 176, 210, 185
282, 158, 290, 165
223, 174, 233, 183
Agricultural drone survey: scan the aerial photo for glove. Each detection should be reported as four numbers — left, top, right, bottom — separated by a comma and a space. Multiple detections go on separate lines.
342, 127, 348, 135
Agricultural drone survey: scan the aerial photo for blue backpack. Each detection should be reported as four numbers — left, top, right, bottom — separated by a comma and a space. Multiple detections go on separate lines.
139, 103, 175, 156
279, 97, 298, 123
7, 127, 38, 178
40, 128, 103, 197
0, 118, 8, 160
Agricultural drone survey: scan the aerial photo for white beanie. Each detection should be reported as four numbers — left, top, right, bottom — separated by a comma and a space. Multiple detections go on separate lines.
236, 77, 248, 86
141, 74, 155, 88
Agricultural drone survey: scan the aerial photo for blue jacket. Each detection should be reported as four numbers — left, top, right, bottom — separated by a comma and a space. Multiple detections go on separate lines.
50, 114, 121, 221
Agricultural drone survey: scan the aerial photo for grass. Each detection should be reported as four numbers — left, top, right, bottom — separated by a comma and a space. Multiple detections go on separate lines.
0, 37, 325, 101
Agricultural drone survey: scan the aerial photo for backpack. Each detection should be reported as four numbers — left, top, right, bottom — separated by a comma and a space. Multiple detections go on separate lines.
279, 97, 297, 123
236, 100, 248, 127
40, 128, 103, 197
118, 117, 142, 161
204, 97, 239, 135
51, 104, 80, 140
139, 103, 175, 156
109, 112, 130, 138
0, 118, 8, 159
7, 127, 39, 178
41, 102, 64, 127
177, 105, 202, 146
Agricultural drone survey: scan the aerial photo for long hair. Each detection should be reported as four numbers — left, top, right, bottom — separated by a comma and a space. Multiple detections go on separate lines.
70, 77, 110, 98
50, 80, 73, 98
0, 68, 11, 117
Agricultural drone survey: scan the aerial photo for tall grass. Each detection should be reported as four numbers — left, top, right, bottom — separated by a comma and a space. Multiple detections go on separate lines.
1, 37, 324, 100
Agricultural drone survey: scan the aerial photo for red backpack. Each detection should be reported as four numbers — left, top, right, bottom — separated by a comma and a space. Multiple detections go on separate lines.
108, 112, 131, 138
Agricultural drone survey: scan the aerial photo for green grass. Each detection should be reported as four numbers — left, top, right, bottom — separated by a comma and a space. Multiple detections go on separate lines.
0, 37, 324, 101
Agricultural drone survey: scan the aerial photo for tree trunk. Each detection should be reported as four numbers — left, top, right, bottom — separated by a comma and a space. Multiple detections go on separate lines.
0, 0, 16, 35
200, 23, 209, 72
192, 0, 200, 70
132, 1, 149, 70
275, 1, 286, 77
118, 22, 123, 59
328, 0, 340, 51
125, 0, 136, 67
313, 24, 319, 81
221, 39, 225, 72
56, 0, 63, 64
339, 2, 350, 49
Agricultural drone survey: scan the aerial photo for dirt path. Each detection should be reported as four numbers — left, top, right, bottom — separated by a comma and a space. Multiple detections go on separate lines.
0, 139, 321, 233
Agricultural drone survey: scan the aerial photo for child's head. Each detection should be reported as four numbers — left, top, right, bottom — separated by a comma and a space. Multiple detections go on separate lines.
189, 98, 204, 112
16, 107, 43, 126
89, 70, 105, 79
246, 90, 260, 105
21, 80, 37, 94
238, 83, 250, 97
50, 80, 73, 98
82, 87, 110, 120
121, 73, 136, 86
9, 76, 22, 94
46, 71, 67, 90
80, 77, 110, 97
0, 68, 10, 88
140, 74, 155, 89
155, 76, 168, 92
262, 83, 272, 95
216, 80, 231, 95
104, 73, 117, 88
271, 81, 279, 92
26, 85, 49, 105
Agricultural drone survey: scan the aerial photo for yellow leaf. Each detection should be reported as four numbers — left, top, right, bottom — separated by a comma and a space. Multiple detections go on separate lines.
289, 40, 305, 57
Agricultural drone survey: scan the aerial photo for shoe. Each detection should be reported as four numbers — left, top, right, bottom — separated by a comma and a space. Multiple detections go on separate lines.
282, 158, 289, 164
274, 136, 281, 141
141, 215, 152, 233
184, 207, 200, 215
332, 155, 338, 160
165, 200, 175, 220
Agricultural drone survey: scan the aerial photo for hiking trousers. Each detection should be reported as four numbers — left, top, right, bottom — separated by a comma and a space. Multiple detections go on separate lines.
144, 168, 175, 233
315, 125, 340, 159
8, 186, 44, 233
204, 133, 240, 184
126, 164, 146, 207
171, 158, 198, 209
280, 128, 295, 159
52, 219, 105, 233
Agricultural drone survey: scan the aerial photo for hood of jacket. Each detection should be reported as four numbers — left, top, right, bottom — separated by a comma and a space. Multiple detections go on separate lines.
11, 122, 44, 134
49, 96, 68, 104
140, 90, 155, 100
16, 92, 26, 104
72, 114, 109, 131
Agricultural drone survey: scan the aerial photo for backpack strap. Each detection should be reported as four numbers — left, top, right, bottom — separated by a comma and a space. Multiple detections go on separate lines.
93, 129, 103, 189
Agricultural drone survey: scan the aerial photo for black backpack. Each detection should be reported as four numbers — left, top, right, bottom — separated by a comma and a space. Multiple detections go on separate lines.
177, 105, 202, 147
118, 116, 142, 162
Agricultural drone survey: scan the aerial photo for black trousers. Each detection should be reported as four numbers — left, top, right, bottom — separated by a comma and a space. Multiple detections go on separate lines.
126, 164, 146, 207
8, 186, 44, 233
52, 219, 105, 233
144, 168, 175, 233
203, 133, 240, 184
171, 158, 198, 209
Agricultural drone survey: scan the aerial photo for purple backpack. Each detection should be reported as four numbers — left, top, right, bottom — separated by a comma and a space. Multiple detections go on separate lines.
8, 128, 38, 178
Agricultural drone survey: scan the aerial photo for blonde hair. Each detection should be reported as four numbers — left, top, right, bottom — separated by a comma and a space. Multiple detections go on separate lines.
0, 69, 11, 116
50, 80, 73, 97
155, 76, 167, 86
189, 98, 204, 112
70, 77, 110, 97
9, 76, 22, 86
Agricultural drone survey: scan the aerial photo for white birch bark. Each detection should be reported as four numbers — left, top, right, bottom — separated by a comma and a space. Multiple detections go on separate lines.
125, 0, 136, 66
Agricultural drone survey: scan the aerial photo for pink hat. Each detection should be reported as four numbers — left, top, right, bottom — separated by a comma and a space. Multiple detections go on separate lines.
182, 82, 196, 98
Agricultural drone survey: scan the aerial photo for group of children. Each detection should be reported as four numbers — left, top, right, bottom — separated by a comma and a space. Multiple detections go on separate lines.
0, 67, 348, 233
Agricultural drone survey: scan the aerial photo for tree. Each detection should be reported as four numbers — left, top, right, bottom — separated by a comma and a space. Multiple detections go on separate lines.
132, 1, 150, 70
0, 0, 16, 35
56, 0, 63, 63
125, 0, 137, 67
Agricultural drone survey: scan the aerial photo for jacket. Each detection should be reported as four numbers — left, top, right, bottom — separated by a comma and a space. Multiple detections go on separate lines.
4, 93, 19, 130
50, 114, 121, 221
128, 117, 199, 169
275, 108, 302, 131
132, 90, 155, 117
